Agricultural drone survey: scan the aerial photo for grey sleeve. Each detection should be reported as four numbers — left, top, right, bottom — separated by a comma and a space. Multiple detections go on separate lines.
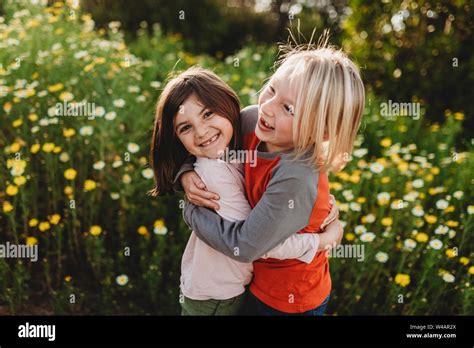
172, 155, 196, 192
183, 162, 320, 262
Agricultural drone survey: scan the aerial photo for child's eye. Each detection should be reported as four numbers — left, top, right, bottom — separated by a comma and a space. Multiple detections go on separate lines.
179, 125, 191, 134
268, 85, 275, 94
203, 111, 214, 119
284, 104, 294, 115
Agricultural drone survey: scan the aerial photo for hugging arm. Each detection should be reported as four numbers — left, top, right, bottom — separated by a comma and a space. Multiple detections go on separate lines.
183, 165, 325, 263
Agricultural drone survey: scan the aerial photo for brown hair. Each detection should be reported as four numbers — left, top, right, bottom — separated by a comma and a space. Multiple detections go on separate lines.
149, 66, 241, 196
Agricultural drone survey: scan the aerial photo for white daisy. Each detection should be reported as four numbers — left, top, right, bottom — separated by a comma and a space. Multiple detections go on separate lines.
435, 199, 449, 210
93, 161, 105, 170
375, 252, 388, 263
116, 274, 129, 286
105, 111, 117, 121
127, 143, 140, 153
142, 168, 154, 179
360, 232, 376, 243
441, 273, 455, 283
113, 98, 126, 108
429, 239, 443, 250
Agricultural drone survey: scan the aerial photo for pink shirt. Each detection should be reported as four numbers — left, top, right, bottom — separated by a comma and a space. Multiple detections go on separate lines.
180, 157, 319, 300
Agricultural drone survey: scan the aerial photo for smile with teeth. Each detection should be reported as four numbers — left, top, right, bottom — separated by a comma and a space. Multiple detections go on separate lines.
260, 117, 275, 130
199, 133, 220, 147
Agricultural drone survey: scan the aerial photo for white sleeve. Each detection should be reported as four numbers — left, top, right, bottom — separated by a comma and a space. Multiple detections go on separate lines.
261, 233, 320, 264
194, 159, 251, 222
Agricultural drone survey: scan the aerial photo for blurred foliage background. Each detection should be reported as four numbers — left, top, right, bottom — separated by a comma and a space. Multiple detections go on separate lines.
0, 0, 472, 315
78, 0, 473, 133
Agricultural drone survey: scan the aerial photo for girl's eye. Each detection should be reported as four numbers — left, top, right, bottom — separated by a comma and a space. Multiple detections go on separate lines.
268, 85, 275, 94
179, 125, 191, 134
203, 111, 214, 119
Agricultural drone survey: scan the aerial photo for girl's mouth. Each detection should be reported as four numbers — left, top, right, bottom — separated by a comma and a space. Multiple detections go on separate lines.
199, 133, 220, 147
258, 117, 275, 132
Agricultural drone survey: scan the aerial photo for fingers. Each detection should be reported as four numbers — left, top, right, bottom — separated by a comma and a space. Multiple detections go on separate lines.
186, 194, 220, 210
191, 173, 206, 190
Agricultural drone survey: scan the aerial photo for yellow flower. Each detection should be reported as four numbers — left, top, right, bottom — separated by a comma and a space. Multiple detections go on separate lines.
137, 226, 148, 236
63, 128, 76, 137
47, 83, 64, 93
398, 125, 408, 132
3, 101, 12, 113
345, 232, 355, 241
329, 182, 343, 190
64, 168, 77, 180
380, 137, 392, 148
84, 179, 97, 191
446, 220, 459, 227
29, 218, 39, 227
26, 237, 38, 246
84, 63, 95, 72
12, 118, 23, 128
42, 142, 55, 153
3, 201, 14, 213
394, 274, 411, 287
445, 249, 456, 258
381, 217, 393, 227
59, 91, 73, 102
31, 143, 41, 154
10, 142, 21, 153
454, 112, 464, 121
430, 167, 440, 175
6, 185, 19, 196
89, 225, 102, 236
94, 57, 106, 64
381, 176, 391, 184
13, 176, 26, 186
28, 113, 38, 121
64, 186, 73, 195
415, 232, 428, 243
424, 174, 434, 182
39, 221, 51, 232
469, 266, 474, 275
49, 214, 61, 225
356, 197, 366, 204
53, 146, 62, 153
425, 215, 437, 224
64, 275, 72, 282
459, 257, 469, 265
445, 206, 455, 213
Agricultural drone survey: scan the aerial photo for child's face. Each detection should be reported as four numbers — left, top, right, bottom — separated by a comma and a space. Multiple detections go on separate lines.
256, 68, 296, 152
174, 94, 233, 159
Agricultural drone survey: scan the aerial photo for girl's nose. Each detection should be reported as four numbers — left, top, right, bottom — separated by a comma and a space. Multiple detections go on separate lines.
195, 126, 210, 138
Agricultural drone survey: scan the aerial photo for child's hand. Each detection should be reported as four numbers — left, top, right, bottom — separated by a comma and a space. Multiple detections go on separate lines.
181, 171, 220, 210
317, 219, 343, 252
320, 195, 339, 230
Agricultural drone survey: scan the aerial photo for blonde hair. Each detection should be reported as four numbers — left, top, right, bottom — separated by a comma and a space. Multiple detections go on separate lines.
276, 33, 365, 172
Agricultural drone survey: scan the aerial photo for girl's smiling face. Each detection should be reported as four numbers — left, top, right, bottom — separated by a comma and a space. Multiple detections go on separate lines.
256, 68, 296, 153
174, 94, 233, 159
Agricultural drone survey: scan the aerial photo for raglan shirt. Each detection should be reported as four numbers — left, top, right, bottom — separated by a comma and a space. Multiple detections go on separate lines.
180, 157, 320, 301
183, 105, 332, 313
